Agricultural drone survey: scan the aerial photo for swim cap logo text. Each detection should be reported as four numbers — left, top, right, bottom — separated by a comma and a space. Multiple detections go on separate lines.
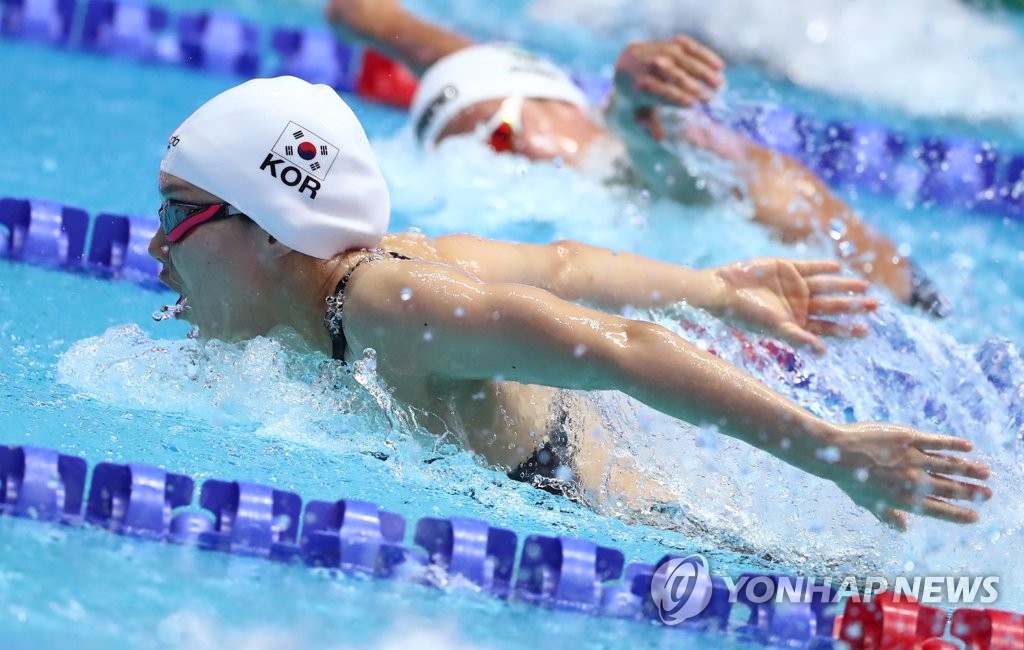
263, 121, 340, 198
259, 155, 321, 198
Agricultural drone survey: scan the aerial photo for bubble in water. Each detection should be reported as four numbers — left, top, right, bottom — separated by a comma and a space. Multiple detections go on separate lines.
574, 344, 587, 358
400, 288, 413, 301
423, 331, 433, 342
815, 446, 841, 463
828, 218, 848, 241
454, 307, 465, 317
273, 514, 292, 533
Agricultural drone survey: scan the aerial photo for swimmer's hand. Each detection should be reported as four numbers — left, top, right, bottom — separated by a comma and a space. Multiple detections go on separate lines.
817, 424, 992, 530
711, 258, 878, 354
613, 36, 726, 109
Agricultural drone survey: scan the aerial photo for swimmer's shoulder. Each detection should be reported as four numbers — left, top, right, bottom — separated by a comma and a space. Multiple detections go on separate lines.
378, 231, 444, 261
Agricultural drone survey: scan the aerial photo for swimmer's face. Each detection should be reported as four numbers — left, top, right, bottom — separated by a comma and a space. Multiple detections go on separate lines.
436, 97, 602, 165
149, 173, 279, 341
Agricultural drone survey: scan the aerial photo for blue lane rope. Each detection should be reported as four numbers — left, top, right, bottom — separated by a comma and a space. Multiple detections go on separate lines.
0, 196, 162, 288
0, 443, 845, 647
1, 0, 1022, 219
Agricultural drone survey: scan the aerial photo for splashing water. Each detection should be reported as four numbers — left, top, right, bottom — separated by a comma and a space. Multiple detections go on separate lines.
56, 294, 1024, 609
527, 0, 1024, 124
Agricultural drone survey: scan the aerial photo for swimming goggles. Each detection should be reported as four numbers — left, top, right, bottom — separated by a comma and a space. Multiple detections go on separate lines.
159, 199, 244, 243
482, 95, 524, 153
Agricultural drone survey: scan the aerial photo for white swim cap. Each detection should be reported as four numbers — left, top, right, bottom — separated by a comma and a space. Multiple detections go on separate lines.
410, 44, 590, 146
160, 76, 390, 260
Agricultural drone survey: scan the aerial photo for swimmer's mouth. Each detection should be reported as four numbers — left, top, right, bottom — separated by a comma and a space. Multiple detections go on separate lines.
152, 295, 189, 322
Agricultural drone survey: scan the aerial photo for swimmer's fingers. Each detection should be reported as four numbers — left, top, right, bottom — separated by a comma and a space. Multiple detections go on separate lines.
920, 451, 991, 481
909, 497, 980, 525
874, 508, 908, 532
807, 296, 879, 316
805, 276, 871, 296
645, 58, 712, 105
925, 474, 992, 503
912, 433, 975, 453
776, 322, 825, 355
791, 259, 841, 276
667, 38, 724, 91
635, 74, 704, 108
805, 319, 869, 339
671, 35, 725, 72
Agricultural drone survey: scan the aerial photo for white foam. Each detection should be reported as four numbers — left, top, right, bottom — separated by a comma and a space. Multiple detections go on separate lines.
528, 0, 1024, 123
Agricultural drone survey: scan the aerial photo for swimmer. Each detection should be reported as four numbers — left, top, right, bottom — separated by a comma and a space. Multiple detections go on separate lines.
150, 77, 990, 532
326, 0, 951, 317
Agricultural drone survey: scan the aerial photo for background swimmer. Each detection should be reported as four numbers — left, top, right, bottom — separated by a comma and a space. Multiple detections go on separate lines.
326, 0, 951, 316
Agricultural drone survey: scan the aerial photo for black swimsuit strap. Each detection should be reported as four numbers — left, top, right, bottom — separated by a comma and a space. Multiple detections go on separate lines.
326, 250, 412, 362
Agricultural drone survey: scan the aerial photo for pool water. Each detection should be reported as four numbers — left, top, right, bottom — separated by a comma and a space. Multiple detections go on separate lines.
2, 0, 1024, 648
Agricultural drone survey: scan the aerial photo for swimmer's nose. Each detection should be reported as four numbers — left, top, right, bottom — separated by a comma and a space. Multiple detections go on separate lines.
148, 227, 170, 263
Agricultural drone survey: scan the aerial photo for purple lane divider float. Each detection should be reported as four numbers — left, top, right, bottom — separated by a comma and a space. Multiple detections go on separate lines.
414, 516, 518, 596
85, 461, 193, 540
189, 479, 303, 560
271, 26, 359, 92
916, 138, 1000, 209
0, 445, 87, 523
513, 535, 624, 612
176, 9, 259, 77
0, 198, 88, 267
1003, 156, 1024, 218
81, 0, 168, 61
86, 213, 162, 288
0, 0, 76, 45
733, 573, 839, 644
4, 443, 1024, 648
300, 498, 409, 574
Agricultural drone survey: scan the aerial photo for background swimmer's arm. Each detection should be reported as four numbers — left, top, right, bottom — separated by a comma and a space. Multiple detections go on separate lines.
342, 260, 991, 529
325, 0, 473, 74
432, 234, 876, 352
607, 37, 913, 301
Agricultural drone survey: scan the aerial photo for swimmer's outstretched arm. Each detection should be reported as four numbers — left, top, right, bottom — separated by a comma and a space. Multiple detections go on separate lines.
606, 38, 914, 302
342, 259, 992, 530
325, 0, 472, 74
431, 234, 877, 353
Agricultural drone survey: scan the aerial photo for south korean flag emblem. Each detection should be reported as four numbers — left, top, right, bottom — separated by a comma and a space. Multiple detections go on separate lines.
272, 121, 339, 181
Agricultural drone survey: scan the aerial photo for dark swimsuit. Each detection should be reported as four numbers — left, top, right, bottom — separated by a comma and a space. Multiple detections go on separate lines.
325, 250, 577, 498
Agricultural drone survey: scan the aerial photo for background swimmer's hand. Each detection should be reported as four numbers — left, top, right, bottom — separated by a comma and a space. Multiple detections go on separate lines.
712, 259, 878, 354
819, 424, 992, 530
614, 36, 726, 109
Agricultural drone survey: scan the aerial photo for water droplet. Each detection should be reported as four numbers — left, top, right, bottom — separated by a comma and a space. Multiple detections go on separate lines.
454, 307, 465, 317
828, 218, 848, 241
855, 468, 869, 482
423, 331, 433, 341
815, 446, 841, 463
574, 344, 587, 358
273, 514, 292, 532
400, 288, 413, 301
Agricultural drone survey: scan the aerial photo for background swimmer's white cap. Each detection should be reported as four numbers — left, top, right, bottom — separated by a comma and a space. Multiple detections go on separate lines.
160, 76, 390, 260
410, 43, 590, 146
